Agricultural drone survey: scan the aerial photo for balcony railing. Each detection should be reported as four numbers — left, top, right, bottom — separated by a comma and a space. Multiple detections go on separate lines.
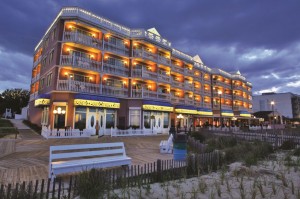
233, 106, 248, 111
57, 80, 100, 94
194, 87, 201, 94
61, 55, 102, 72
133, 50, 157, 62
102, 85, 128, 98
33, 56, 42, 68
31, 73, 40, 83
185, 98, 194, 105
157, 92, 171, 101
103, 63, 129, 77
213, 80, 231, 88
223, 93, 232, 99
104, 42, 129, 56
171, 96, 185, 104
203, 90, 211, 95
132, 68, 158, 81
194, 101, 201, 107
158, 72, 171, 83
233, 95, 244, 101
203, 78, 211, 84
171, 64, 184, 74
132, 89, 171, 101
203, 103, 211, 108
213, 104, 232, 110
158, 55, 171, 66
171, 80, 184, 88
29, 92, 38, 101
63, 31, 102, 49
184, 68, 194, 76
184, 83, 194, 91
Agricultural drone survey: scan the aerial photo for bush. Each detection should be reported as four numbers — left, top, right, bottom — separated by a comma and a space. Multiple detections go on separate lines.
279, 140, 296, 150
191, 132, 206, 143
293, 148, 300, 156
0, 119, 14, 127
22, 120, 42, 134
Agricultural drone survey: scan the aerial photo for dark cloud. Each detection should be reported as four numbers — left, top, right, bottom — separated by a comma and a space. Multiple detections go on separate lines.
0, 0, 299, 94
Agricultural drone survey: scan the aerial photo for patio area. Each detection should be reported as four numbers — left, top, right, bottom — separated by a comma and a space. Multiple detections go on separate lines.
0, 134, 172, 184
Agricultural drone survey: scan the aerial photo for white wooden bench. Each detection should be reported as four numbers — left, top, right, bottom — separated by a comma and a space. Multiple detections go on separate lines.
49, 142, 132, 179
160, 134, 173, 154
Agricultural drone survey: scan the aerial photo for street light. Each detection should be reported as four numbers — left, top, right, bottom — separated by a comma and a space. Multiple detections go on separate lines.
271, 100, 275, 131
218, 90, 222, 129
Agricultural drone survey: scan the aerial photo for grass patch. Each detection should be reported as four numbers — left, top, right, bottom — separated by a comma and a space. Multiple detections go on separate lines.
22, 120, 42, 134
0, 119, 14, 127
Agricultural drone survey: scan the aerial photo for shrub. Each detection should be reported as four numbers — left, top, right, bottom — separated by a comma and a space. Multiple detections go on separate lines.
22, 120, 42, 134
280, 140, 296, 150
191, 132, 206, 143
293, 148, 300, 156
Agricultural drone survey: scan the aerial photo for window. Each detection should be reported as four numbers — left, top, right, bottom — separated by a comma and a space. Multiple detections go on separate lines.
40, 78, 45, 89
46, 73, 52, 87
71, 50, 91, 59
45, 37, 49, 48
129, 108, 140, 128
106, 109, 116, 128
41, 107, 49, 125
144, 111, 150, 129
49, 50, 54, 64
42, 57, 47, 69
108, 36, 125, 47
51, 27, 56, 40
72, 74, 90, 82
74, 107, 86, 129
107, 57, 125, 67
163, 113, 169, 128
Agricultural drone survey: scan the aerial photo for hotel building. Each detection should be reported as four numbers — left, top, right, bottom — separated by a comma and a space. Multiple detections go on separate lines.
28, 7, 253, 135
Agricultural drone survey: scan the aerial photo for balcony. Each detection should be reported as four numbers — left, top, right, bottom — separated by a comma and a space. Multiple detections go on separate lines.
213, 104, 232, 110
184, 83, 194, 91
171, 80, 184, 88
185, 97, 194, 105
171, 96, 185, 104
29, 92, 38, 101
31, 73, 40, 83
132, 68, 158, 81
133, 50, 157, 62
104, 42, 129, 56
171, 64, 184, 74
233, 106, 248, 111
33, 56, 42, 68
184, 68, 194, 76
223, 93, 232, 99
103, 63, 129, 77
203, 89, 211, 95
194, 87, 201, 94
203, 103, 211, 108
158, 71, 171, 83
57, 80, 100, 94
158, 55, 171, 66
63, 31, 102, 49
233, 95, 244, 101
132, 89, 170, 101
61, 55, 102, 72
102, 85, 128, 98
213, 80, 231, 89
203, 78, 211, 84
194, 101, 201, 107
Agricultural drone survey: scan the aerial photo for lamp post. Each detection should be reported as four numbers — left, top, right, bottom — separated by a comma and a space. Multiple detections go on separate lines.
271, 100, 275, 131
53, 107, 66, 132
176, 114, 184, 133
218, 90, 222, 129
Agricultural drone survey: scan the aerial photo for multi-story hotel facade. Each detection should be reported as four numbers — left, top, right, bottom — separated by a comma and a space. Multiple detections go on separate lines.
28, 7, 253, 135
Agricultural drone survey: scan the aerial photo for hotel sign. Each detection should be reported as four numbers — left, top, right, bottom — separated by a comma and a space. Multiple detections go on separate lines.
175, 109, 198, 114
74, 99, 120, 109
198, 110, 213, 116
143, 105, 173, 112
34, 98, 50, 107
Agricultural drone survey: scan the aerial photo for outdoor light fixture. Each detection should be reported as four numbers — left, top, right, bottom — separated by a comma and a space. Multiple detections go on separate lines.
53, 107, 65, 115
271, 100, 275, 131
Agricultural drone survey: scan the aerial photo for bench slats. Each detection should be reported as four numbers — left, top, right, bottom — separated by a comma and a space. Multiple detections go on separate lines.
50, 142, 125, 152
51, 148, 125, 160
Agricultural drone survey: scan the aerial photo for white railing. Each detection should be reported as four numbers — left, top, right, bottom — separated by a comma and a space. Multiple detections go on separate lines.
131, 29, 171, 47
194, 87, 201, 94
171, 96, 185, 104
132, 68, 158, 80
61, 55, 102, 71
133, 50, 157, 62
41, 126, 91, 138
194, 101, 201, 107
57, 80, 100, 94
158, 55, 171, 65
103, 63, 129, 77
102, 85, 128, 97
185, 98, 194, 105
171, 64, 184, 74
184, 83, 193, 90
157, 92, 171, 101
171, 80, 184, 88
110, 127, 168, 137
104, 41, 129, 56
33, 56, 42, 68
158, 73, 171, 83
203, 90, 211, 95
63, 31, 102, 49
203, 103, 211, 108
233, 95, 244, 101
31, 73, 40, 83
184, 68, 194, 76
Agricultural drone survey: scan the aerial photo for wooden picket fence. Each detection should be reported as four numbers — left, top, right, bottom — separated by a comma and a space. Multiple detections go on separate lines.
0, 151, 221, 199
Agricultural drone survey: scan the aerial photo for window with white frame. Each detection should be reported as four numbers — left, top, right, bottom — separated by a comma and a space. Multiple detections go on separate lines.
41, 107, 49, 125
129, 108, 141, 128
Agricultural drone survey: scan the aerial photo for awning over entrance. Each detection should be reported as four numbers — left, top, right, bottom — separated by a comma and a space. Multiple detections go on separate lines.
175, 105, 198, 114
143, 100, 173, 112
34, 94, 51, 107
197, 107, 213, 116
74, 94, 120, 108
221, 109, 234, 117
240, 111, 251, 117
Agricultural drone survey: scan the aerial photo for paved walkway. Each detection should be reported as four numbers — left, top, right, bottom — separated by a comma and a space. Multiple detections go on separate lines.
0, 121, 171, 184
9, 119, 43, 139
